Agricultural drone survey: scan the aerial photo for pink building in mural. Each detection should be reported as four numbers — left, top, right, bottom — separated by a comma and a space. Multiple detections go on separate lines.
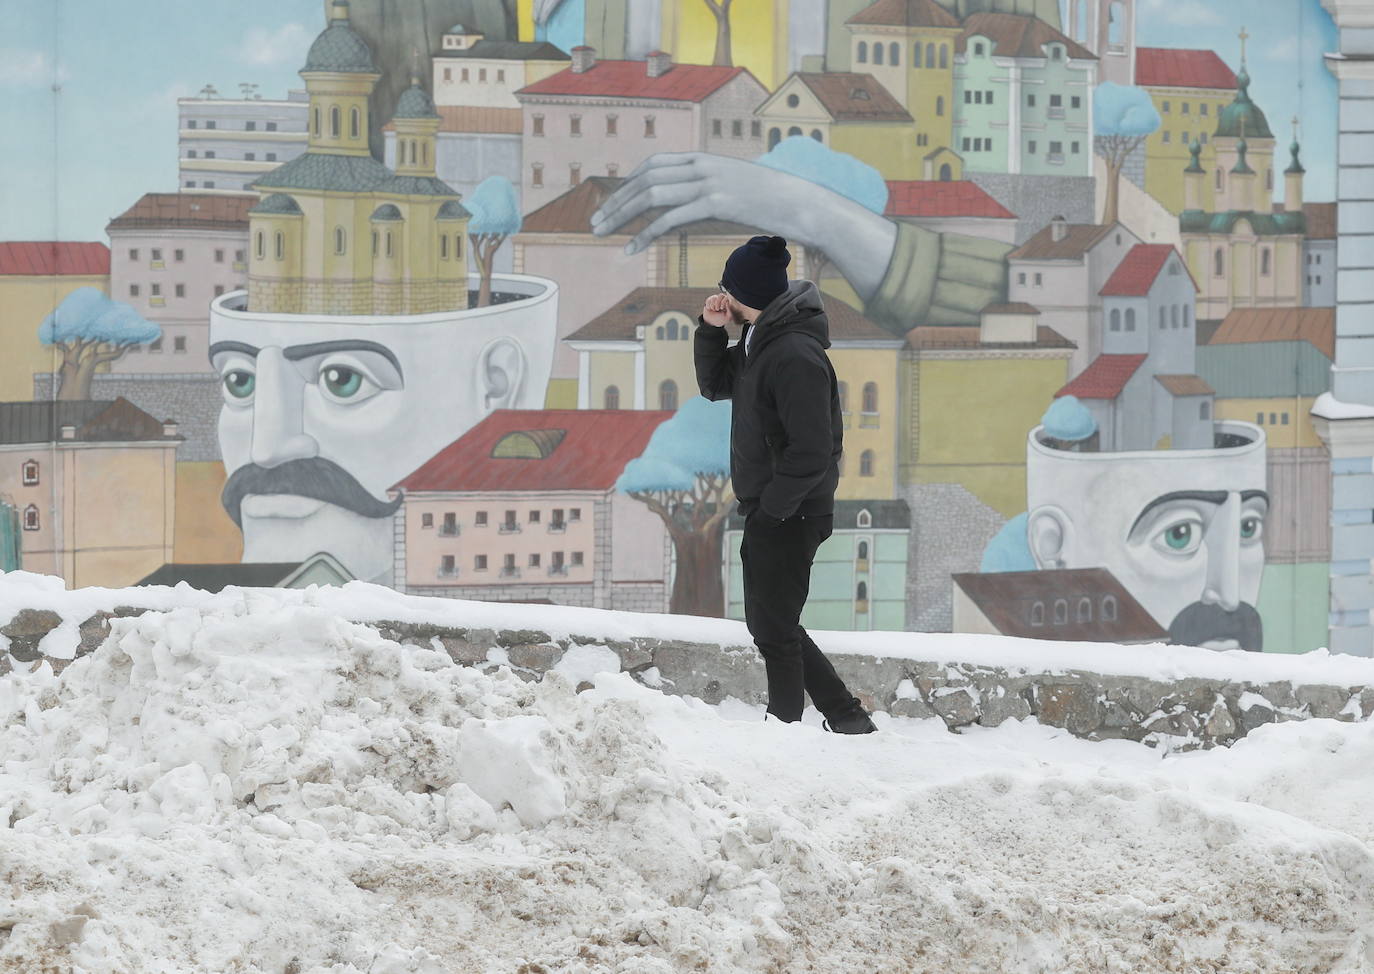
107, 194, 252, 372
514, 48, 769, 213
391, 409, 674, 612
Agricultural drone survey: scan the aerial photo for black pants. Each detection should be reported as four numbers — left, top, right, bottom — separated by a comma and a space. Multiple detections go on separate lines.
740, 512, 860, 723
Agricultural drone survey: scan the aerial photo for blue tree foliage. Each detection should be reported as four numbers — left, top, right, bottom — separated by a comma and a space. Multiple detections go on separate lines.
755, 136, 888, 214
38, 287, 160, 347
980, 512, 1036, 573
615, 395, 732, 494
1093, 82, 1161, 137
1041, 395, 1097, 441
465, 175, 522, 236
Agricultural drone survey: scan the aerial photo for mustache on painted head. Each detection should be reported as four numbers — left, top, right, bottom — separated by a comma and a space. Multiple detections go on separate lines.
221, 457, 404, 528
1168, 601, 1263, 652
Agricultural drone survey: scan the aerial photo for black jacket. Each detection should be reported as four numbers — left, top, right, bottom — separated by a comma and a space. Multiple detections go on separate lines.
694, 280, 843, 520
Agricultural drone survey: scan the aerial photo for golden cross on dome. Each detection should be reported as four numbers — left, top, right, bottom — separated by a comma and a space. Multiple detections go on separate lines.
1239, 26, 1250, 65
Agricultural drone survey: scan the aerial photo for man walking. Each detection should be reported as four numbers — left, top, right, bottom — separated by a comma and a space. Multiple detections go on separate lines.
694, 235, 878, 734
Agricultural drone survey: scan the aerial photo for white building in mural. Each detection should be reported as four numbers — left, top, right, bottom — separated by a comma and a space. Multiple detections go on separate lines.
178, 90, 309, 193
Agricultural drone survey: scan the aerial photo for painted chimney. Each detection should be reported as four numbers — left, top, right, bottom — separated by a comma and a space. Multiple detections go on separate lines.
59, 424, 76, 440
162, 419, 179, 438
646, 50, 672, 78
571, 46, 596, 74
1049, 215, 1067, 243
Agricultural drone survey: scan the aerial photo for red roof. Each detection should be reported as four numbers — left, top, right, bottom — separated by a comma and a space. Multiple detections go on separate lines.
395, 409, 675, 492
1056, 354, 1148, 400
1135, 48, 1237, 90
884, 180, 1015, 219
0, 242, 110, 276
516, 59, 753, 102
1099, 244, 1192, 297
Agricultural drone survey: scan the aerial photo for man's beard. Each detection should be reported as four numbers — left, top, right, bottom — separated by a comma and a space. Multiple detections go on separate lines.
1168, 601, 1264, 652
731, 305, 749, 325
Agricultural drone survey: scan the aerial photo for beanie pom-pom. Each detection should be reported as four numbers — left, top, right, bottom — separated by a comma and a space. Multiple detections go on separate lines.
762, 235, 788, 257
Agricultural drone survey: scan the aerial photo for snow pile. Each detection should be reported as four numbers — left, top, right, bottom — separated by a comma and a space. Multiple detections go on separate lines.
3, 596, 1374, 972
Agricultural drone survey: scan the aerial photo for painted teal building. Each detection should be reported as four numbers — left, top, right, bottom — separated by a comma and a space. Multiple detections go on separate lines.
953, 13, 1097, 177
724, 499, 910, 631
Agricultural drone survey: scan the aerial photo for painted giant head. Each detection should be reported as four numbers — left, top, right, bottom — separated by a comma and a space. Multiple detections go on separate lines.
1026, 421, 1268, 651
208, 275, 557, 584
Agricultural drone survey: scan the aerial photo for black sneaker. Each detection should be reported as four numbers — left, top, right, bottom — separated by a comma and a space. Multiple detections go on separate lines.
822, 702, 877, 734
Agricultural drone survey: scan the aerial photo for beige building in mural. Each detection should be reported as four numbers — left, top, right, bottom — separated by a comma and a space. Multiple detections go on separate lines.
247, 0, 470, 317
390, 408, 673, 612
0, 243, 108, 402
107, 194, 251, 371
513, 47, 768, 214
1135, 47, 1236, 216
0, 399, 180, 588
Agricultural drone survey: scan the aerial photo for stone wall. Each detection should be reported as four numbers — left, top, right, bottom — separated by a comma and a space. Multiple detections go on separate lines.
4, 605, 1371, 751
968, 173, 1096, 245
34, 372, 224, 462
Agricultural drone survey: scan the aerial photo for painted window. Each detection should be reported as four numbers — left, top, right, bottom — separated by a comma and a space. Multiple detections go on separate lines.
1077, 598, 1092, 622
1171, 305, 1180, 328
607, 114, 618, 135
858, 540, 869, 559
1125, 308, 1136, 331
659, 379, 678, 410
1200, 401, 1211, 420
475, 554, 487, 570
604, 385, 620, 409
440, 234, 448, 259
1214, 248, 1225, 277
874, 42, 884, 65
421, 513, 434, 528
274, 231, 284, 260
1261, 248, 1272, 276
330, 105, 340, 137
255, 231, 264, 259
350, 107, 360, 138
1102, 596, 1117, 621
23, 505, 39, 531
857, 41, 867, 64
372, 231, 379, 257
533, 115, 544, 136
1110, 308, 1120, 332
859, 449, 875, 476
22, 460, 38, 485
1053, 599, 1068, 625
838, 380, 849, 412
1159, 307, 1167, 329
857, 509, 871, 528
1031, 602, 1045, 626
334, 227, 346, 256
644, 116, 655, 137
940, 45, 948, 68
862, 382, 878, 412
936, 96, 944, 116
532, 163, 543, 187
889, 42, 899, 65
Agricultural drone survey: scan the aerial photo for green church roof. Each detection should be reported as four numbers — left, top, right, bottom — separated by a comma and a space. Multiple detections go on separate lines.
1215, 67, 1273, 140
1179, 209, 1306, 236
370, 203, 402, 221
251, 152, 458, 197
249, 193, 303, 215
303, 1, 377, 74
394, 83, 438, 119
436, 199, 471, 220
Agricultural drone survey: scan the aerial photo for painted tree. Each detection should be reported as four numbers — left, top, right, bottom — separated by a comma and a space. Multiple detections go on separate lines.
615, 395, 733, 617
38, 287, 160, 400
701, 0, 734, 66
465, 175, 522, 307
755, 135, 889, 282
1093, 81, 1161, 226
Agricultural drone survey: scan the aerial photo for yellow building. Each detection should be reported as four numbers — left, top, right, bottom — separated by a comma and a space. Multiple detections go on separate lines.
756, 73, 943, 180
248, 0, 470, 316
1136, 47, 1238, 215
901, 305, 1075, 516
0, 243, 109, 402
844, 0, 961, 157
0, 399, 179, 587
563, 286, 907, 501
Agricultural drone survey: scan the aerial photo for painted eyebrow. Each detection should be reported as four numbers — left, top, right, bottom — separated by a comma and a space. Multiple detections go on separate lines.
1129, 489, 1271, 536
208, 341, 259, 361
282, 340, 403, 380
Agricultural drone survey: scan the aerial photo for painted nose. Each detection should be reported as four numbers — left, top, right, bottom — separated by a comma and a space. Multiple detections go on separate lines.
249, 348, 318, 469
1201, 494, 1242, 612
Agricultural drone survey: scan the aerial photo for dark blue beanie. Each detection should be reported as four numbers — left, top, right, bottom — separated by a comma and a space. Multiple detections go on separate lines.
721, 235, 790, 311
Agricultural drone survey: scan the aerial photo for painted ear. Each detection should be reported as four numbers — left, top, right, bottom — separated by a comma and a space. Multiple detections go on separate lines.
1027, 506, 1074, 570
478, 336, 526, 412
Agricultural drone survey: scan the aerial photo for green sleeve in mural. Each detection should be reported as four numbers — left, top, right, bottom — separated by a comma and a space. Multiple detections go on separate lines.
863, 222, 1013, 332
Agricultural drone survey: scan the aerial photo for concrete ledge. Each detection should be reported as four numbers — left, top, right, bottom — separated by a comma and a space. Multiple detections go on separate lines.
5, 607, 1372, 752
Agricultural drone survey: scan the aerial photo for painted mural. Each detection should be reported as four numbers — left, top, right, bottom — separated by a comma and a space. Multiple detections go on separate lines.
3, 0, 1368, 657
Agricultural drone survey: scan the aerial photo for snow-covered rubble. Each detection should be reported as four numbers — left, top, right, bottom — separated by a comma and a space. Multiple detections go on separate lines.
2, 594, 1374, 972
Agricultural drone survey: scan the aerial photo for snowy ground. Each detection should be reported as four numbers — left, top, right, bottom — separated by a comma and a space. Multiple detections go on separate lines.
2, 580, 1374, 972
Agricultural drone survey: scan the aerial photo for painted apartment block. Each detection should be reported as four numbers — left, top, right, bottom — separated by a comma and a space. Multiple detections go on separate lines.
514, 47, 768, 213
0, 242, 109, 402
1303, 202, 1337, 308
1056, 244, 1206, 453
514, 178, 770, 407
724, 500, 911, 631
106, 194, 252, 373
390, 408, 674, 612
953, 13, 1097, 177
432, 24, 569, 109
0, 399, 180, 588
178, 89, 309, 194
1135, 47, 1237, 216
1007, 218, 1141, 375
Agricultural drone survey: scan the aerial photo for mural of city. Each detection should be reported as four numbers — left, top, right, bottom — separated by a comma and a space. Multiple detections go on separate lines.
3, 0, 1371, 657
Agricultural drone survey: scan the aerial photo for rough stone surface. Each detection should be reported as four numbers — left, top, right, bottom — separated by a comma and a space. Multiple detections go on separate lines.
3, 603, 1372, 750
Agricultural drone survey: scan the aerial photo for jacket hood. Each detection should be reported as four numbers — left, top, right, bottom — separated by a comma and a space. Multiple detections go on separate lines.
744, 279, 831, 358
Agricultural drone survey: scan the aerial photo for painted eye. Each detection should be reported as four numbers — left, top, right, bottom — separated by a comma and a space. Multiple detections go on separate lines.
1240, 516, 1263, 541
318, 362, 381, 404
223, 370, 255, 400
1153, 516, 1203, 556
